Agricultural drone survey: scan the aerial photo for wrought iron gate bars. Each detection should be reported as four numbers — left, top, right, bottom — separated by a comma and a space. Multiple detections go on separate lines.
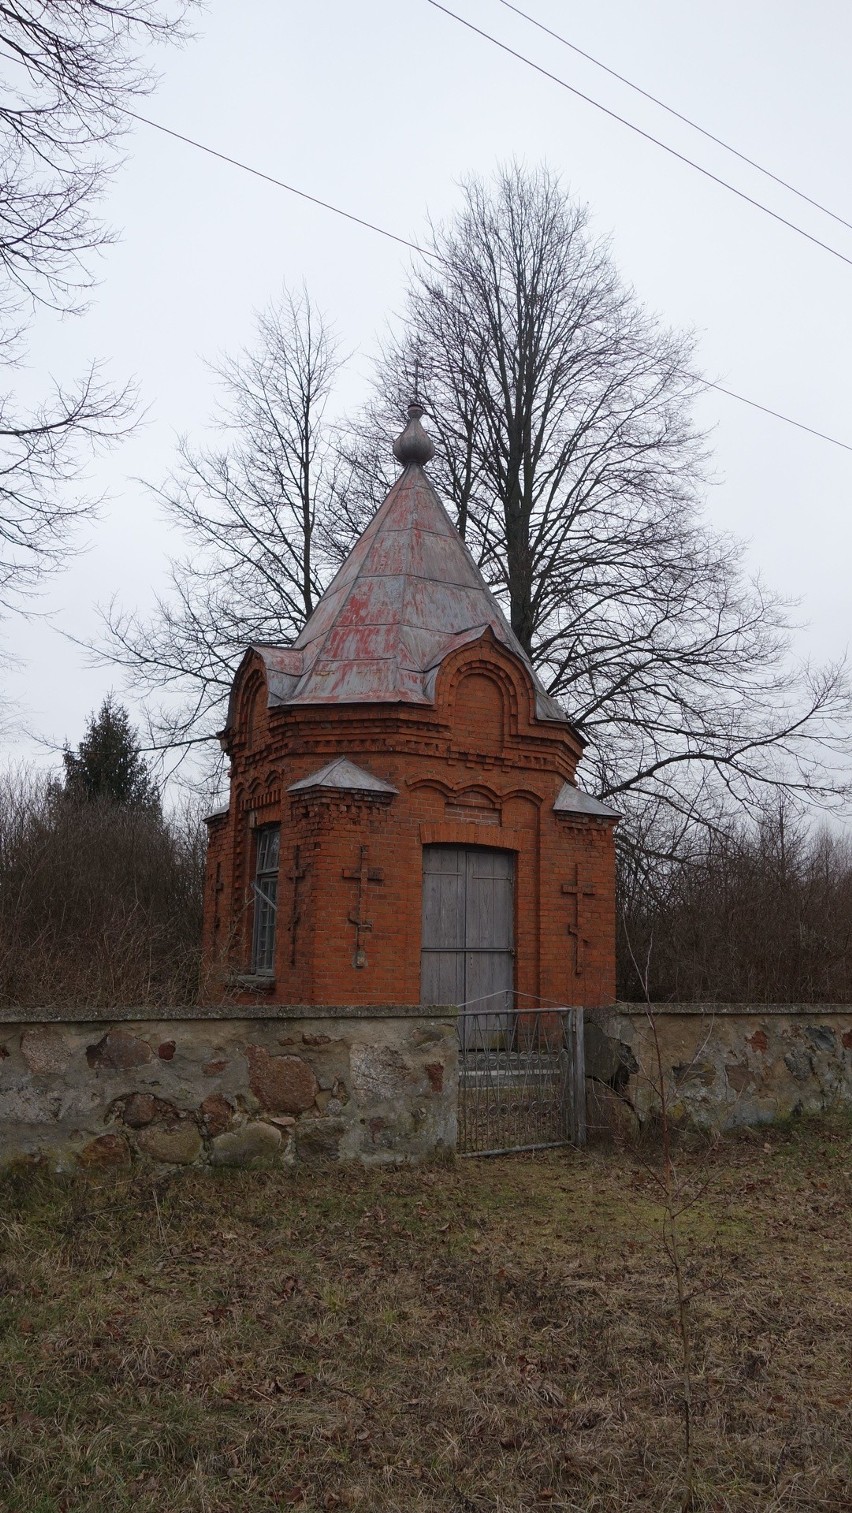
456, 1006, 586, 1156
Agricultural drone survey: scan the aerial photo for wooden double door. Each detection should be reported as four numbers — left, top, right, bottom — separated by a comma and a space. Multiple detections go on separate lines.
420, 845, 515, 1043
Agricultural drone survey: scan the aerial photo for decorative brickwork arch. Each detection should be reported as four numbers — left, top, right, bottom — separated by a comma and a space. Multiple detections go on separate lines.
502, 791, 541, 832
407, 777, 506, 827
451, 671, 506, 751
238, 664, 266, 752
445, 787, 502, 824
501, 786, 545, 805
406, 777, 457, 800
439, 644, 530, 743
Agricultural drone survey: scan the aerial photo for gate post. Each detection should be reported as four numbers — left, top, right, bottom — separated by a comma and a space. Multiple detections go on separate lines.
569, 1008, 587, 1147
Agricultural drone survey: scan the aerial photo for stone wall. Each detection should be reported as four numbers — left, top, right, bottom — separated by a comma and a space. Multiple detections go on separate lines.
586, 1004, 852, 1133
0, 1005, 457, 1170
6, 1000, 850, 1168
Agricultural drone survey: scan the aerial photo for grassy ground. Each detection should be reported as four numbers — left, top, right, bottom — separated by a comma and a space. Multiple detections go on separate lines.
0, 1120, 850, 1512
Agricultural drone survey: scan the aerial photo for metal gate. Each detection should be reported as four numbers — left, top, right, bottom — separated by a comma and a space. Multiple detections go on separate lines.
457, 1006, 586, 1155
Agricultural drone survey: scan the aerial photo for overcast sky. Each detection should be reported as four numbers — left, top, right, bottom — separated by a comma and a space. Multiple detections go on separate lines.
5, 0, 851, 791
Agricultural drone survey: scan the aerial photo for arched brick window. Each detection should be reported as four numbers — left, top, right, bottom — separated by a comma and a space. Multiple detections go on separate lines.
251, 824, 280, 975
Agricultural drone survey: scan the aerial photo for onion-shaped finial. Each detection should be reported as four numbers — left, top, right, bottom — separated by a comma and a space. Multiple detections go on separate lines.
393, 402, 435, 466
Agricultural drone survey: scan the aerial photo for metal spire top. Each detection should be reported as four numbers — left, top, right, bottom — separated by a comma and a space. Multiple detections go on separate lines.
392, 400, 435, 467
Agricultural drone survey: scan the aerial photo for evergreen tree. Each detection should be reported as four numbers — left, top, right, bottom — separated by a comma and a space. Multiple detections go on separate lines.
62, 696, 160, 811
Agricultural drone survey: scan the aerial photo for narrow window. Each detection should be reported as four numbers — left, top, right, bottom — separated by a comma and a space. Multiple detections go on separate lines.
252, 824, 280, 975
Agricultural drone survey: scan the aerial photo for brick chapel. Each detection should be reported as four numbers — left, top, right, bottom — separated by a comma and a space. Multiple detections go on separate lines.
202, 403, 619, 1016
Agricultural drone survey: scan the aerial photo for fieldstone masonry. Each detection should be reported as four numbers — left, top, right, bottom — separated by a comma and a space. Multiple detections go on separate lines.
0, 1006, 457, 1169
586, 1004, 852, 1134
3, 1003, 851, 1166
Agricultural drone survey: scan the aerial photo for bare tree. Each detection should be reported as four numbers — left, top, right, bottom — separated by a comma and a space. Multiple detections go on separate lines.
619, 797, 852, 1003
101, 285, 344, 754
354, 164, 850, 823
0, 1, 194, 633
0, 364, 135, 620
99, 163, 849, 821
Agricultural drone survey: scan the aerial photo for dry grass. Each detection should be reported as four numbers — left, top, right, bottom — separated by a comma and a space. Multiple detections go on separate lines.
0, 1120, 850, 1512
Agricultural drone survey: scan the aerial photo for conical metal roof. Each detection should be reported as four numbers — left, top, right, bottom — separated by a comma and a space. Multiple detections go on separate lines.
247, 413, 571, 726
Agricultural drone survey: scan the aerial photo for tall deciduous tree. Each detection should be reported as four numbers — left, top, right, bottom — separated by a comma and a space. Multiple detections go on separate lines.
356, 164, 849, 822
101, 165, 849, 825
103, 285, 343, 753
0, 1, 193, 632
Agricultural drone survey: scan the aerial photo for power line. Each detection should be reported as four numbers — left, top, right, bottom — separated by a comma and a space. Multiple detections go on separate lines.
426, 0, 852, 273
121, 107, 435, 260
120, 110, 852, 455
691, 379, 852, 455
496, 0, 852, 237
0, 40, 435, 261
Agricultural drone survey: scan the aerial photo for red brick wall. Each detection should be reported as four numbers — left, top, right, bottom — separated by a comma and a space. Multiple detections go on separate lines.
202, 634, 617, 1009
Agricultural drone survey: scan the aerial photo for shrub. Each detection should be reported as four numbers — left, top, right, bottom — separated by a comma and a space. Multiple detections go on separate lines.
0, 770, 204, 1008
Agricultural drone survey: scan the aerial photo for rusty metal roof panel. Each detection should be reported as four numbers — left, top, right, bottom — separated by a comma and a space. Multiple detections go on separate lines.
291, 587, 349, 645
405, 527, 485, 589
399, 624, 471, 669
253, 645, 302, 705
256, 646, 302, 673
400, 575, 503, 634
331, 575, 412, 628
345, 526, 411, 577
318, 623, 412, 662
293, 659, 429, 705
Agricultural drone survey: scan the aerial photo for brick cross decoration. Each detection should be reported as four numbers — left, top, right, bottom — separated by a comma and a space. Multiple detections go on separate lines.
561, 865, 596, 976
343, 845, 385, 969
286, 845, 307, 967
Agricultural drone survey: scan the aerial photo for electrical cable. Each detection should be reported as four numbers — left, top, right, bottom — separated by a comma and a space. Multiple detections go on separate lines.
121, 106, 435, 260
2, 9, 849, 450
425, 1, 852, 272
687, 379, 852, 454
119, 114, 852, 454
495, 0, 852, 236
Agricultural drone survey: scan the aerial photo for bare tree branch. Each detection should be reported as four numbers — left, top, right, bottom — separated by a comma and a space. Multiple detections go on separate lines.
97, 285, 344, 757
348, 163, 851, 825
0, 1, 196, 644
0, 362, 135, 612
0, 0, 195, 311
